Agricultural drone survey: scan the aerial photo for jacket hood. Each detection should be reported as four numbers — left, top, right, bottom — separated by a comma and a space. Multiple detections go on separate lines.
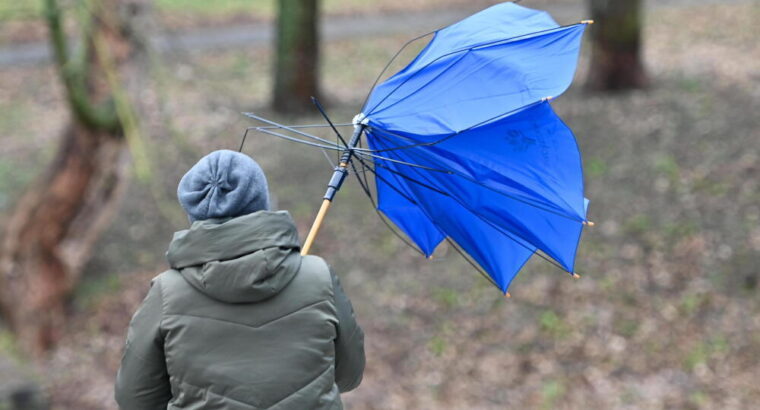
166, 210, 302, 303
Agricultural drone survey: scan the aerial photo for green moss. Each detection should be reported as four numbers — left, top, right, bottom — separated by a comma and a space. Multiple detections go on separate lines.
679, 292, 707, 315
0, 159, 38, 212
73, 273, 123, 311
0, 330, 21, 359
691, 177, 729, 197
0, 102, 28, 134
623, 214, 652, 235
677, 76, 704, 93
599, 275, 616, 292
432, 287, 459, 309
684, 336, 729, 371
0, 2, 41, 21
539, 310, 570, 339
540, 379, 566, 410
662, 220, 699, 241
428, 335, 446, 357
585, 157, 608, 177
614, 318, 639, 338
155, 0, 274, 18
684, 343, 708, 370
689, 391, 709, 407
653, 154, 680, 182
620, 387, 639, 404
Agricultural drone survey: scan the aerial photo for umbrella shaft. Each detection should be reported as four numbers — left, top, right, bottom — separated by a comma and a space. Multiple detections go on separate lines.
301, 198, 332, 255
325, 125, 364, 201
302, 125, 365, 255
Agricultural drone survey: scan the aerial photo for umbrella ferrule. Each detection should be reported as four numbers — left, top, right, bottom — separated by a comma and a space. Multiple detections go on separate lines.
352, 112, 369, 127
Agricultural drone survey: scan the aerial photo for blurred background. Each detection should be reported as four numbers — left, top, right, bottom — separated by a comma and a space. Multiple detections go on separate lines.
0, 0, 758, 408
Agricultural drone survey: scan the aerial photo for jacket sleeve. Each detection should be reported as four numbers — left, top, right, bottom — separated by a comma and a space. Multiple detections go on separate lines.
115, 278, 172, 410
330, 270, 366, 392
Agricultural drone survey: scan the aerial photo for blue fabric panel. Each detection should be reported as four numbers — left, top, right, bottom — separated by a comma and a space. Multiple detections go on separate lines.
374, 157, 445, 256
369, 134, 536, 291
364, 6, 586, 136
367, 102, 585, 274
411, 2, 559, 69
368, 3, 559, 100
373, 102, 586, 221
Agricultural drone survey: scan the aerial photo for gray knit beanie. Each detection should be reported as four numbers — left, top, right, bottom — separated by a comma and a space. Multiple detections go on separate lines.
177, 150, 270, 222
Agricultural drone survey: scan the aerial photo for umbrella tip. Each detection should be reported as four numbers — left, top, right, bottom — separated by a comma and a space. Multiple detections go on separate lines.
572, 273, 581, 279
505, 292, 511, 298
427, 254, 434, 260
581, 19, 594, 25
542, 96, 554, 102
583, 220, 595, 227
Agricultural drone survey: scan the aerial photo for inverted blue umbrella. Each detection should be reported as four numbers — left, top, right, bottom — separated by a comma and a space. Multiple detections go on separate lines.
242, 2, 594, 295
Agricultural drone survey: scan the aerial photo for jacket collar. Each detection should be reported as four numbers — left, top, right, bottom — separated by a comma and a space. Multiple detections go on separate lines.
167, 210, 300, 269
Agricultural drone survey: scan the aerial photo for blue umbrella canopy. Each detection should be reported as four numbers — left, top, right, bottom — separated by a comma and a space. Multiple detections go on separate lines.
243, 2, 592, 294
358, 3, 592, 292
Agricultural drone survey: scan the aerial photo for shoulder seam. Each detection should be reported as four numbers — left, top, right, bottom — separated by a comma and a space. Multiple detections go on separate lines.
153, 271, 169, 337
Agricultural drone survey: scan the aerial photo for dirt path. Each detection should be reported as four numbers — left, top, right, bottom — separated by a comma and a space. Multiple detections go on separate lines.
0, 0, 748, 67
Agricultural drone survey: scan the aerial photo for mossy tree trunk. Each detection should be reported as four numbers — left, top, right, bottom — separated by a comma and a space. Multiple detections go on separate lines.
0, 0, 149, 354
272, 0, 321, 113
586, 0, 648, 90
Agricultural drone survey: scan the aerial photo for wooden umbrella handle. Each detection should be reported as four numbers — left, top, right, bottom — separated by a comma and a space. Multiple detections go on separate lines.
301, 198, 333, 255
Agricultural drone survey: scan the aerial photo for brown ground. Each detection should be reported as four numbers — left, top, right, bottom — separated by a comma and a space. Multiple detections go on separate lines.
0, 1, 758, 409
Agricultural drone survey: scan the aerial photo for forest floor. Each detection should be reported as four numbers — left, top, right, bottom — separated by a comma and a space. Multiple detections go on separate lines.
0, 1, 759, 409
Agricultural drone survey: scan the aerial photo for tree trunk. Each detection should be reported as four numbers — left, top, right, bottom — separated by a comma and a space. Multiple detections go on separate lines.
586, 0, 648, 90
0, 0, 149, 354
272, 0, 321, 113
0, 124, 130, 352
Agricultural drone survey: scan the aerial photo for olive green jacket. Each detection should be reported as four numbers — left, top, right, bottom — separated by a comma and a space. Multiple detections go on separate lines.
115, 211, 365, 410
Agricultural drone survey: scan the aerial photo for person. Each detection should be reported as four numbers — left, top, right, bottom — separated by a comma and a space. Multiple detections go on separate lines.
115, 150, 365, 410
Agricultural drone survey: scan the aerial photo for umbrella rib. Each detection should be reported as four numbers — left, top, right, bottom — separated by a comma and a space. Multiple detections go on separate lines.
363, 23, 586, 116
429, 173, 571, 274
368, 128, 585, 222
358, 138, 372, 194
359, 0, 532, 111
353, 154, 420, 206
256, 123, 353, 129
350, 154, 375, 203
355, 154, 449, 256
368, 51, 470, 119
444, 237, 500, 289
372, 150, 568, 282
363, 99, 545, 154
243, 112, 346, 149
371, 155, 507, 288
349, 156, 424, 255
253, 128, 345, 151
354, 150, 453, 173
362, 151, 570, 280
320, 147, 336, 168
368, 157, 452, 197
361, 30, 438, 110
238, 127, 252, 152
373, 209, 426, 256
373, 127, 584, 221
311, 97, 351, 149
432, 177, 571, 274
372, 137, 572, 273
